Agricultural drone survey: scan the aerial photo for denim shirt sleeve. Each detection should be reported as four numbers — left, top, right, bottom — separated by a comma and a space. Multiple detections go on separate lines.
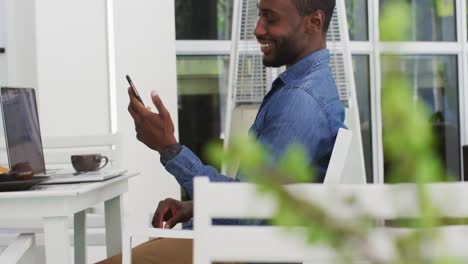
256, 88, 332, 177
165, 146, 237, 199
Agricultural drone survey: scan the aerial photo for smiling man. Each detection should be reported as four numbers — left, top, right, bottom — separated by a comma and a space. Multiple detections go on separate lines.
98, 0, 343, 263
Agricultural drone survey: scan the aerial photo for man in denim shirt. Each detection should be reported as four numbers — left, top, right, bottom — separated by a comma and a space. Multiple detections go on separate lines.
99, 0, 344, 263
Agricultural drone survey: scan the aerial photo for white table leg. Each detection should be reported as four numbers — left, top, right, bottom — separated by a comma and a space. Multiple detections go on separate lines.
105, 196, 123, 257
43, 216, 70, 264
122, 230, 132, 264
74, 210, 87, 264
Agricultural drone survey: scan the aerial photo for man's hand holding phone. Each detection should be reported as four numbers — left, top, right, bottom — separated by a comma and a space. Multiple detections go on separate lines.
127, 84, 177, 154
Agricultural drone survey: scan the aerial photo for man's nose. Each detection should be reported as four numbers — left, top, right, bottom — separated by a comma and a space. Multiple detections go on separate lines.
253, 18, 266, 38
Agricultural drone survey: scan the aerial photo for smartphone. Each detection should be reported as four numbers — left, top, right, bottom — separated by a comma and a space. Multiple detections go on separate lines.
126, 75, 145, 106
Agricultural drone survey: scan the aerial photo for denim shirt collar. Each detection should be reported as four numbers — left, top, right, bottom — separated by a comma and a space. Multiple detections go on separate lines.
278, 48, 330, 85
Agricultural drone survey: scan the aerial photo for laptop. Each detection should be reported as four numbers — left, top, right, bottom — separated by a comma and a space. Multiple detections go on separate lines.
0, 87, 126, 184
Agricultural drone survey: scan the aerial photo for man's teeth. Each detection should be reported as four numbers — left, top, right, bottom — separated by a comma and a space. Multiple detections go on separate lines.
260, 43, 272, 48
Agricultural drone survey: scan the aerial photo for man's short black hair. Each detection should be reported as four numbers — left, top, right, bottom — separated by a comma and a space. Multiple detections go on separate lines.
292, 0, 335, 32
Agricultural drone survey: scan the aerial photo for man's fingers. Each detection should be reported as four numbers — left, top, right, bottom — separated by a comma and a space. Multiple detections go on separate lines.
152, 202, 161, 228
164, 212, 185, 229
151, 90, 170, 118
128, 104, 142, 124
153, 205, 170, 228
129, 88, 163, 125
128, 87, 146, 113
153, 209, 166, 228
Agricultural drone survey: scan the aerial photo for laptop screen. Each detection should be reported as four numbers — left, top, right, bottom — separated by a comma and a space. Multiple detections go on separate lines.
0, 87, 46, 174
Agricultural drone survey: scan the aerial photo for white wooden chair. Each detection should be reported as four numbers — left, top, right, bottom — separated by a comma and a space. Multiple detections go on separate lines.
0, 133, 121, 263
122, 127, 355, 264
193, 177, 468, 263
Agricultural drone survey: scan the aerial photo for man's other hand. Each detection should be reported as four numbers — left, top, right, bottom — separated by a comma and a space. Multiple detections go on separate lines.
128, 88, 177, 154
152, 198, 193, 229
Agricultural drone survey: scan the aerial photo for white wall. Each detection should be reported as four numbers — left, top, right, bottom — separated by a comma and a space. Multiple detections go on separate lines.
0, 0, 6, 86
0, 0, 4, 47
3, 0, 180, 261
34, 0, 111, 137
0, 0, 6, 165
4, 0, 37, 88
112, 0, 181, 244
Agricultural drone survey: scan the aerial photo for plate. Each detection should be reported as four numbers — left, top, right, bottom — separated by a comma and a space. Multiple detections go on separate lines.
0, 176, 51, 192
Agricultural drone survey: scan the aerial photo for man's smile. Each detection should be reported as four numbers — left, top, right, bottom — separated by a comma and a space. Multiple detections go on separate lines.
259, 41, 274, 54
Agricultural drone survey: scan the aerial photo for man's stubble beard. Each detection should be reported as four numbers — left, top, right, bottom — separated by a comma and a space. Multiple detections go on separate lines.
262, 37, 302, 68
262, 45, 292, 67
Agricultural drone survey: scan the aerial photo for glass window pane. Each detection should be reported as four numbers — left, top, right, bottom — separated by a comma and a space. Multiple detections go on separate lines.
175, 0, 233, 40
381, 55, 460, 181
176, 56, 229, 164
352, 55, 373, 182
380, 0, 456, 41
346, 0, 369, 41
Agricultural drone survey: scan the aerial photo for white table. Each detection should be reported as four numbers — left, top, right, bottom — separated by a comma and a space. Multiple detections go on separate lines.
0, 172, 137, 264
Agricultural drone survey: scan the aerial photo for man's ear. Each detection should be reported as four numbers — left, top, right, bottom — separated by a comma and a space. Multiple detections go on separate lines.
304, 10, 325, 33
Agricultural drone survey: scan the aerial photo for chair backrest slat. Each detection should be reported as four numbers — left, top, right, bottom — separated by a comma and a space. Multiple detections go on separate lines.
324, 128, 353, 185
194, 177, 468, 263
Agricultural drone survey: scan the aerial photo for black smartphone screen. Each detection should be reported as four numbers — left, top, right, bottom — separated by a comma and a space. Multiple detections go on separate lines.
126, 75, 144, 105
